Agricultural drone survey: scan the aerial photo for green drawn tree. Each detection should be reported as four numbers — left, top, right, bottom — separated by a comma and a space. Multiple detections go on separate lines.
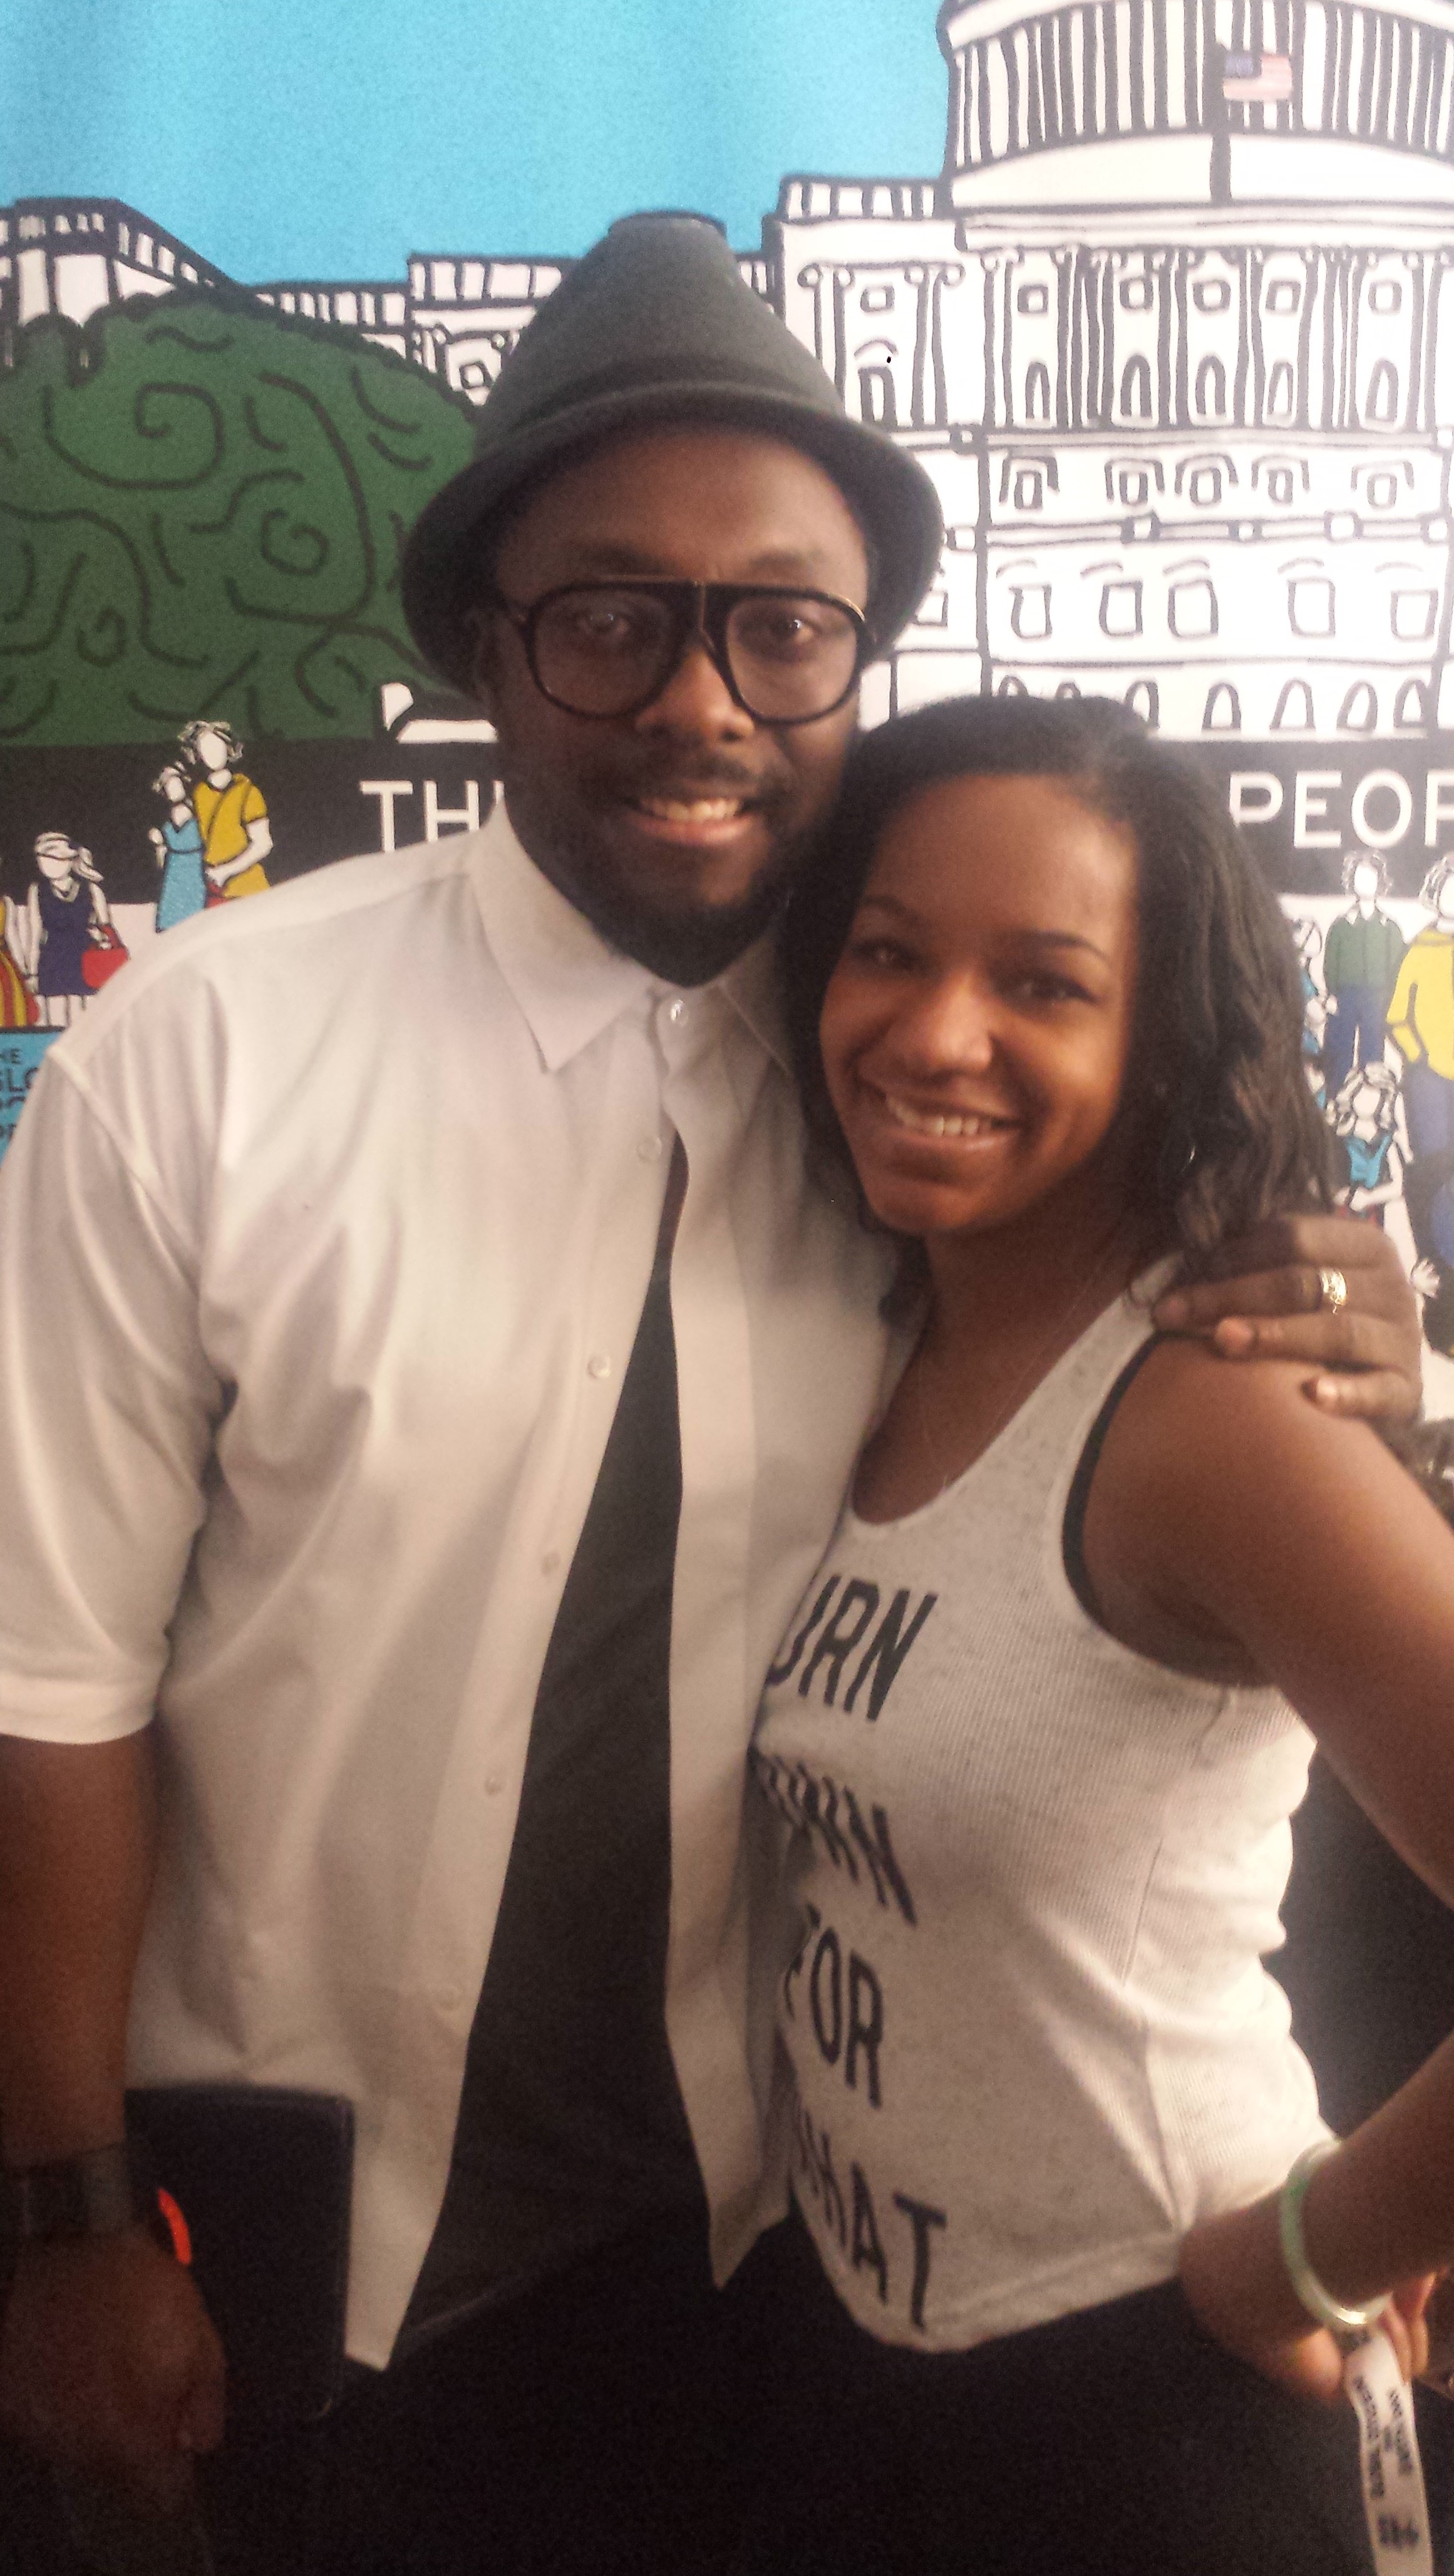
0, 295, 478, 747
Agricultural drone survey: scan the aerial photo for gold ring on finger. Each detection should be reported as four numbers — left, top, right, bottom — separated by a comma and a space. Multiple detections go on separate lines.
1318, 1266, 1349, 1314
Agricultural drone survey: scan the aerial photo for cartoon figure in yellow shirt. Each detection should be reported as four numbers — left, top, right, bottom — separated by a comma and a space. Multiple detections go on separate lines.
1388, 855, 1454, 1349
177, 719, 272, 903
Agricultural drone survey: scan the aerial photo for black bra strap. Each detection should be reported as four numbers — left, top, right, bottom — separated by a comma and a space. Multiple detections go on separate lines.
1062, 1335, 1165, 1627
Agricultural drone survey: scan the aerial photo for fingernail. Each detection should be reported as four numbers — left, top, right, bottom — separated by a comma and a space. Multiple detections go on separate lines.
1309, 1377, 1339, 1406
1213, 1319, 1255, 1354
1155, 1292, 1188, 1325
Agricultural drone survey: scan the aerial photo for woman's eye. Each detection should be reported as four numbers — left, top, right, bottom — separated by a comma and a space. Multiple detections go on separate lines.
1008, 972, 1090, 1004
847, 936, 914, 971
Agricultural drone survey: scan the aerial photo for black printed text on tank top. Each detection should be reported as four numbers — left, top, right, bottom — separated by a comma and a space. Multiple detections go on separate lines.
763, 1573, 938, 1723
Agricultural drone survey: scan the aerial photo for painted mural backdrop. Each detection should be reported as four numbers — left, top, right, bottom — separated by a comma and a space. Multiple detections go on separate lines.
6, 0, 1454, 1397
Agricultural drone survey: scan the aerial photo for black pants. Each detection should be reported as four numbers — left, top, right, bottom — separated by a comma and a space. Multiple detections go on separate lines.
742, 2205, 1454, 2576
4, 2210, 771, 2576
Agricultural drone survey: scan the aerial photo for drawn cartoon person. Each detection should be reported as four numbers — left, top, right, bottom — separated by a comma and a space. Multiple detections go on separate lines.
149, 762, 208, 931
1289, 916, 1326, 1106
0, 897, 36, 1028
177, 719, 272, 903
1322, 847, 1406, 1098
1386, 855, 1454, 1348
19, 835, 115, 1028
1329, 1060, 1405, 1226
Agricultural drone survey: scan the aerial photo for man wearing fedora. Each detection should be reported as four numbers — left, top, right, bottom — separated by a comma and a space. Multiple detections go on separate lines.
0, 215, 1419, 2575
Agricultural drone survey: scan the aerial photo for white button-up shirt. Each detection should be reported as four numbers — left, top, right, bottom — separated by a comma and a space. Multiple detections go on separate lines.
0, 805, 892, 2363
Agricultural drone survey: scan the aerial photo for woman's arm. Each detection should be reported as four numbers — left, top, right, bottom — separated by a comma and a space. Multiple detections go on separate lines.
1087, 1346, 1454, 2391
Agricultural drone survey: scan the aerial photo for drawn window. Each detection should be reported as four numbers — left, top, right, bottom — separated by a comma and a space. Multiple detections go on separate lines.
1265, 279, 1301, 315
1288, 577, 1334, 638
1013, 466, 1045, 509
1192, 277, 1231, 312
1338, 682, 1378, 731
1100, 580, 1143, 637
858, 364, 896, 428
1366, 361, 1400, 425
1263, 465, 1296, 505
1266, 363, 1294, 421
1366, 473, 1400, 507
1115, 465, 1152, 507
859, 285, 894, 314
1054, 679, 1081, 696
1391, 589, 1438, 641
1195, 356, 1228, 420
1119, 275, 1153, 311
1187, 464, 1224, 506
996, 674, 1029, 694
1124, 679, 1160, 726
1395, 678, 1430, 728
1118, 356, 1153, 420
1368, 280, 1403, 315
1168, 578, 1218, 639
1272, 679, 1316, 730
1203, 683, 1242, 731
1009, 584, 1051, 640
915, 589, 951, 628
1024, 362, 1052, 420
1016, 282, 1049, 314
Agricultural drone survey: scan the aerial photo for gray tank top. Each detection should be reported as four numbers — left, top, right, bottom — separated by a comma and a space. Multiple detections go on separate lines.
753, 1282, 1326, 2352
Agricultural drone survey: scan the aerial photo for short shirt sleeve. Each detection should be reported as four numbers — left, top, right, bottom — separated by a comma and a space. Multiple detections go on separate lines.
0, 1052, 223, 1743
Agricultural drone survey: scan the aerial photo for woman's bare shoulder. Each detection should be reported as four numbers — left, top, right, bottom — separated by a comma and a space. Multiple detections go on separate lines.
1081, 1331, 1426, 1671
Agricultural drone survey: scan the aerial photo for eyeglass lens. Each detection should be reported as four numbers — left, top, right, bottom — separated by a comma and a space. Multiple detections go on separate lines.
528, 587, 862, 721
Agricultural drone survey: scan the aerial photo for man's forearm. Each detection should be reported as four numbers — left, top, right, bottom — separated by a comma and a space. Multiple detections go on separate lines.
0, 1732, 157, 2165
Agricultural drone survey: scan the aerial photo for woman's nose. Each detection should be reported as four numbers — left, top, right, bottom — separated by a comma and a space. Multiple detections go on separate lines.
889, 977, 996, 1072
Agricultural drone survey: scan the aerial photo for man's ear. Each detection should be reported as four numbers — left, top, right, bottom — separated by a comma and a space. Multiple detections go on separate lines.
465, 607, 502, 722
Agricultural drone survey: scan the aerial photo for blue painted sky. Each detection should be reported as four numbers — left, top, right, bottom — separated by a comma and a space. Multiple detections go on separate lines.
2, 0, 948, 281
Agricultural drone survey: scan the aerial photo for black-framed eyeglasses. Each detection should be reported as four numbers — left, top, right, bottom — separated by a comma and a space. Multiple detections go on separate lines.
490, 579, 874, 725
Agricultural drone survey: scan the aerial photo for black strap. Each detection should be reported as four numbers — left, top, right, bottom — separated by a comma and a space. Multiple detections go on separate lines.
1061, 1335, 1165, 1628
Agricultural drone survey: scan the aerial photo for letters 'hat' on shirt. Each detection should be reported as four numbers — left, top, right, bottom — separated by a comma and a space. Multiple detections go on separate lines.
401, 212, 944, 694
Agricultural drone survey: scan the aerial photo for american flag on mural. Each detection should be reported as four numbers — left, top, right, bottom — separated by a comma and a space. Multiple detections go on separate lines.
1222, 51, 1295, 100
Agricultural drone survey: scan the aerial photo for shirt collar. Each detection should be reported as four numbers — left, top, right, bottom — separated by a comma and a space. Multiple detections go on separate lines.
465, 798, 792, 1078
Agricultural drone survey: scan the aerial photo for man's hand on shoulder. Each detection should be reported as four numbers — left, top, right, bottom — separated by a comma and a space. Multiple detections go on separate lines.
1153, 1212, 1421, 1423
0, 2227, 225, 2515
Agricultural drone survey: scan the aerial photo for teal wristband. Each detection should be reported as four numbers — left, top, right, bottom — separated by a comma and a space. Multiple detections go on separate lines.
1277, 2141, 1387, 2335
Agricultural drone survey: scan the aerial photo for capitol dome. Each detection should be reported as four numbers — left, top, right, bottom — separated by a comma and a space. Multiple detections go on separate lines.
937, 0, 1454, 205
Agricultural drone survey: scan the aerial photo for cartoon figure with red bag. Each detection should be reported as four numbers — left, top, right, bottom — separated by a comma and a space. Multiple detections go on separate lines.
16, 834, 127, 1027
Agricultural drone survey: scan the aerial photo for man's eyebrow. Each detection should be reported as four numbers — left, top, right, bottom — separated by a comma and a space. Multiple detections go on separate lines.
555, 543, 856, 588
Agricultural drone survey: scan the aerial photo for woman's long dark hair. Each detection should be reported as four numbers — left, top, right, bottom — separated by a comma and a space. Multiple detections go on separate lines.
780, 694, 1333, 1279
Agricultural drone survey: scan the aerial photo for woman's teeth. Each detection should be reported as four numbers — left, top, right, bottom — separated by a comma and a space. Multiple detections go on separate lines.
880, 1092, 1009, 1140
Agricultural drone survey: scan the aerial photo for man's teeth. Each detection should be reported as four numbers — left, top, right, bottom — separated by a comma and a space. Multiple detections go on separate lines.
882, 1093, 1007, 1140
636, 796, 744, 823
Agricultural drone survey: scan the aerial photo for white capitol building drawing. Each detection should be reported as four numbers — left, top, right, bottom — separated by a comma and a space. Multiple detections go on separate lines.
6, 0, 1454, 744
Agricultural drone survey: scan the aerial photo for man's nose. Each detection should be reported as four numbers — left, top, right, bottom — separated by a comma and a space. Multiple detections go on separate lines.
634, 630, 754, 740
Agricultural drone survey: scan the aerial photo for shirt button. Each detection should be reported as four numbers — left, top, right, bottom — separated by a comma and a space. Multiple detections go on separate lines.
637, 1133, 664, 1162
666, 998, 687, 1026
483, 1773, 504, 1797
586, 1352, 612, 1380
541, 1550, 562, 1574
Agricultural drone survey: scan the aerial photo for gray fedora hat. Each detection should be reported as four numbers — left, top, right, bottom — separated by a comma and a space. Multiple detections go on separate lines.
401, 212, 944, 694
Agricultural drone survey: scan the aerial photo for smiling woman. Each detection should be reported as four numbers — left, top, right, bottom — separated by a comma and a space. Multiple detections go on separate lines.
745, 693, 1454, 2575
